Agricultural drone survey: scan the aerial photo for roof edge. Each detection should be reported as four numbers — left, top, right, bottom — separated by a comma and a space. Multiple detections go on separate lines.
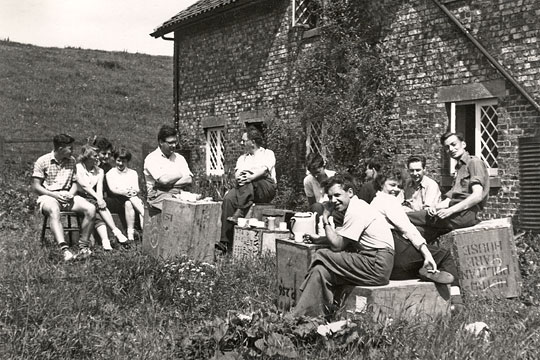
150, 0, 269, 38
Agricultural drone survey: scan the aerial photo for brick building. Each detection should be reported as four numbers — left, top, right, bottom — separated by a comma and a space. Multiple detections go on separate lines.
151, 0, 540, 227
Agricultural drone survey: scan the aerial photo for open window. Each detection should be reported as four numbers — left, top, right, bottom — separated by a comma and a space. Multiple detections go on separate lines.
449, 99, 499, 176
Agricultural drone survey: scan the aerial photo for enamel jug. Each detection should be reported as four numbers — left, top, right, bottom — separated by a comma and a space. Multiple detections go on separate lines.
290, 212, 316, 240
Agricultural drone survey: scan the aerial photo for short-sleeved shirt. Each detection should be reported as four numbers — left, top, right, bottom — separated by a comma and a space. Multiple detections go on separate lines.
336, 195, 394, 250
76, 163, 102, 193
32, 152, 77, 191
235, 147, 276, 182
403, 175, 441, 211
445, 151, 489, 209
143, 147, 192, 194
106, 167, 140, 197
303, 169, 336, 203
371, 191, 426, 250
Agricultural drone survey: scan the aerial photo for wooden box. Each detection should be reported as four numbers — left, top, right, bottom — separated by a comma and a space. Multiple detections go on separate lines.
437, 217, 521, 298
339, 280, 450, 322
142, 199, 221, 263
276, 238, 327, 311
232, 226, 290, 258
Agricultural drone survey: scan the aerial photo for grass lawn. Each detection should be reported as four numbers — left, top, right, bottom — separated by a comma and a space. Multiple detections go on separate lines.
2, 163, 540, 360
2, 40, 540, 359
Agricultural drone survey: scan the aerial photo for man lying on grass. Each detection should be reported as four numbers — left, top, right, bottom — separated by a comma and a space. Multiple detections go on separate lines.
292, 173, 395, 318
32, 134, 96, 261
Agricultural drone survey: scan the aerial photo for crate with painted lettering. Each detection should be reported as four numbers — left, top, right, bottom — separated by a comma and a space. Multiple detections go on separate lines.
339, 280, 451, 322
233, 226, 290, 258
437, 217, 521, 298
276, 238, 327, 311
142, 198, 221, 263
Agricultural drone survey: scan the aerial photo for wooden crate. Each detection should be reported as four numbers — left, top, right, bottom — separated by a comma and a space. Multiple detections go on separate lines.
437, 217, 521, 298
142, 199, 221, 263
233, 226, 290, 257
276, 239, 327, 311
339, 280, 450, 322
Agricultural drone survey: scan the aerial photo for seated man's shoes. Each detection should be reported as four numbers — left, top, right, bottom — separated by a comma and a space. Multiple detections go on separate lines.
227, 208, 246, 224
418, 267, 454, 284
63, 249, 76, 262
215, 242, 229, 256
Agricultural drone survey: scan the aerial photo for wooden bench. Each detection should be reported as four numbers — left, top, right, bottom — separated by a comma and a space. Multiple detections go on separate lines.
338, 280, 450, 322
437, 217, 521, 299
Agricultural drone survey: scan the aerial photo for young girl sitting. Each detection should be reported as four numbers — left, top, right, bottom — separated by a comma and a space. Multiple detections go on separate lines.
106, 147, 145, 241
76, 145, 129, 254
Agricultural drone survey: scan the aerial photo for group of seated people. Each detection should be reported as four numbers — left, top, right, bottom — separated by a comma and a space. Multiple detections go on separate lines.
294, 131, 489, 317
32, 134, 144, 261
33, 125, 488, 318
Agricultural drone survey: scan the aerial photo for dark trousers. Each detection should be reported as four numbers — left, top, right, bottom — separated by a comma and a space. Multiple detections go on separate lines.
220, 178, 276, 246
406, 208, 479, 243
390, 230, 459, 286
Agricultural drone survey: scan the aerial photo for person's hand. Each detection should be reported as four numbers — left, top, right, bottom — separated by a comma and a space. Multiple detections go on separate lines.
97, 199, 107, 210
426, 206, 437, 217
303, 233, 321, 244
436, 207, 455, 219
423, 254, 438, 273
55, 191, 71, 204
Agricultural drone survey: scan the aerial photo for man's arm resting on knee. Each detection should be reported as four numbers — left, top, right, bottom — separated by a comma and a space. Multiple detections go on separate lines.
436, 184, 484, 219
31, 178, 74, 203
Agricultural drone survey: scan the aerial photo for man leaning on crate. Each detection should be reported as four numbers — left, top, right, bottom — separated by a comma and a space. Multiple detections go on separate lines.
32, 134, 96, 261
292, 173, 395, 318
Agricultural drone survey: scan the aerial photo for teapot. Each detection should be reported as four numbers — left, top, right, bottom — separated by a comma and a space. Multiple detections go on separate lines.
290, 212, 316, 241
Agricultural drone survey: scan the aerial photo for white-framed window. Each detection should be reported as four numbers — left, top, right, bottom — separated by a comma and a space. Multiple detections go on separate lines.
292, 0, 320, 28
205, 127, 225, 176
449, 99, 499, 176
306, 119, 327, 158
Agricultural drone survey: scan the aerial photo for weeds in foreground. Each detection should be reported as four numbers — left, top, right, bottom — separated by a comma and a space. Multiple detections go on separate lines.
2, 165, 540, 359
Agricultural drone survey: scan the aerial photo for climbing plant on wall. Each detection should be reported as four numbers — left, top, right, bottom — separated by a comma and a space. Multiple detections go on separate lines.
296, 0, 403, 176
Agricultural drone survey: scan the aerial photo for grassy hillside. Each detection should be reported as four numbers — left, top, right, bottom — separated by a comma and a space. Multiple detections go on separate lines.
0, 40, 173, 169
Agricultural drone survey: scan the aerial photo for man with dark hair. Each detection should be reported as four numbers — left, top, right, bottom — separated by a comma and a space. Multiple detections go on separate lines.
403, 155, 441, 212
357, 160, 381, 203
303, 153, 336, 215
219, 126, 277, 253
143, 125, 193, 211
32, 134, 96, 261
292, 173, 394, 318
407, 132, 489, 242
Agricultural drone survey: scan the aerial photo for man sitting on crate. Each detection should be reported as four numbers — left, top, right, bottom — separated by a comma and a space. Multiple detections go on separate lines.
219, 125, 277, 254
143, 125, 193, 212
32, 134, 96, 261
292, 173, 395, 318
407, 132, 489, 242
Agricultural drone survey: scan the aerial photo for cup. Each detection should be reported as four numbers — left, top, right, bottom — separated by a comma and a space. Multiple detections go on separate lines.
237, 218, 248, 227
279, 222, 288, 231
266, 216, 276, 230
294, 232, 304, 243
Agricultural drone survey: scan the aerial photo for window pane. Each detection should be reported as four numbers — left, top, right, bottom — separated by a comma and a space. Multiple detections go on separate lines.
479, 104, 498, 169
206, 128, 224, 176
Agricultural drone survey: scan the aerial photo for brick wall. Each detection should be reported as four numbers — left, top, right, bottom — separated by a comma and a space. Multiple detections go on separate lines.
381, 0, 540, 224
173, 0, 308, 183
172, 0, 540, 223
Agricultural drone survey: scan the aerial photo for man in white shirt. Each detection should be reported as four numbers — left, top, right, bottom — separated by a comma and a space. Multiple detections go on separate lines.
292, 174, 394, 318
219, 126, 277, 253
402, 155, 441, 212
143, 125, 193, 211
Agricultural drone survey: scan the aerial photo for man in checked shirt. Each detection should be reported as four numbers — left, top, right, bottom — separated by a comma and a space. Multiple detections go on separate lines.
32, 134, 96, 261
